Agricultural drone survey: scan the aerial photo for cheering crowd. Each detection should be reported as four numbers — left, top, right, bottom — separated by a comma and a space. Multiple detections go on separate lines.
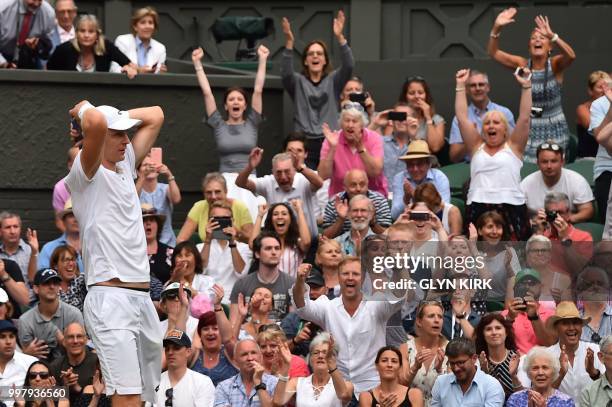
1, 1, 612, 406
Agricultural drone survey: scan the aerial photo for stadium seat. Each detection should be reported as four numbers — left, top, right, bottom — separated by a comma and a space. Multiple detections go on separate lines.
565, 159, 594, 189
450, 197, 465, 219
440, 163, 470, 198
574, 222, 604, 242
520, 162, 539, 179
566, 133, 578, 164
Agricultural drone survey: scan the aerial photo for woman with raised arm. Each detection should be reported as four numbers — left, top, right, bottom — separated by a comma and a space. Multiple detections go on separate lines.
455, 68, 532, 240
488, 8, 575, 162
191, 45, 269, 219
281, 11, 354, 168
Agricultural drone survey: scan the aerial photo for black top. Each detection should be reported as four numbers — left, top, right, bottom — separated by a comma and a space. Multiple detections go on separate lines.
47, 39, 131, 72
369, 389, 412, 407
149, 242, 173, 284
1, 259, 24, 319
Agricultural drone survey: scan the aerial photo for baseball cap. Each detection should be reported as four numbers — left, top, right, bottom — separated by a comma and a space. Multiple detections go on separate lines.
59, 199, 73, 219
0, 320, 17, 334
161, 282, 193, 299
96, 105, 142, 131
163, 329, 191, 348
0, 288, 8, 303
34, 269, 62, 285
306, 268, 325, 287
515, 268, 541, 284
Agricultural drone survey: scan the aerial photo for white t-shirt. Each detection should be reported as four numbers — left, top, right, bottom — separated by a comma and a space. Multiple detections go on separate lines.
521, 168, 594, 216
65, 144, 149, 285
155, 369, 214, 407
197, 241, 251, 304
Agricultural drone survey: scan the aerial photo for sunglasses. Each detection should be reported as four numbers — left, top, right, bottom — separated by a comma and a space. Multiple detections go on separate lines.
342, 102, 365, 113
537, 142, 562, 152
165, 388, 173, 407
406, 75, 426, 82
29, 371, 50, 380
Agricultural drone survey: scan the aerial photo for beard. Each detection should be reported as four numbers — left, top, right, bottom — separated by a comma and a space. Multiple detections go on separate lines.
351, 219, 370, 231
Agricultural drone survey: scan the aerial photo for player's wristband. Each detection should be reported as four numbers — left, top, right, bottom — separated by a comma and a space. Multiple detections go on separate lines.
78, 102, 95, 122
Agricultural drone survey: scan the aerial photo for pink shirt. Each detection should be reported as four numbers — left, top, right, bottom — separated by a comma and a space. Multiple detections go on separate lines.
321, 128, 387, 196
502, 307, 555, 354
52, 178, 71, 213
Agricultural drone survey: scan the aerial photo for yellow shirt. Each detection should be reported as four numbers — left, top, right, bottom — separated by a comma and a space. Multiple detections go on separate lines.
187, 200, 253, 242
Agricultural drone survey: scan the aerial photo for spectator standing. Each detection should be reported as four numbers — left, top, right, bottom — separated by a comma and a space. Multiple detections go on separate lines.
141, 204, 173, 285
19, 269, 83, 363
0, 0, 55, 69
280, 11, 354, 168
115, 7, 167, 73
521, 141, 594, 222
137, 154, 181, 247
0, 212, 37, 299
52, 146, 79, 232
455, 68, 532, 240
177, 172, 253, 244
430, 337, 505, 407
191, 44, 270, 220
47, 15, 137, 78
488, 8, 575, 162
322, 169, 391, 238
576, 71, 610, 157
51, 0, 77, 49
319, 105, 387, 197
156, 329, 215, 407
390, 140, 450, 220
38, 201, 83, 271
590, 83, 612, 224
449, 70, 515, 163
580, 334, 612, 406
397, 77, 446, 154
236, 150, 322, 238
49, 245, 86, 312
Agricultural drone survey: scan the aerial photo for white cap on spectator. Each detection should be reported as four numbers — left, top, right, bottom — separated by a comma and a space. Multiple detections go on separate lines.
0, 288, 8, 303
97, 105, 142, 131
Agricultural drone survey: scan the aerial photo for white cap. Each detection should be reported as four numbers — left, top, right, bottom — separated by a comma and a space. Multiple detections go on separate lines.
0, 288, 8, 303
96, 105, 142, 131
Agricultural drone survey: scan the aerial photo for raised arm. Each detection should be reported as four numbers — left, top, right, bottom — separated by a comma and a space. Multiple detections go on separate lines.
331, 10, 355, 98
596, 121, 612, 155
251, 45, 269, 114
488, 8, 528, 69
212, 285, 237, 361
280, 18, 297, 96
292, 264, 309, 309
454, 70, 482, 154
235, 147, 262, 193
509, 68, 533, 156
191, 47, 217, 117
534, 15, 576, 76
317, 123, 339, 180
129, 106, 165, 167
290, 199, 312, 253
68, 101, 108, 179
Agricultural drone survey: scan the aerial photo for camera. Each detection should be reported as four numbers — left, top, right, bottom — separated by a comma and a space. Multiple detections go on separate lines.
531, 107, 543, 118
409, 211, 431, 221
348, 92, 368, 106
211, 216, 233, 240
388, 111, 407, 121
545, 210, 558, 224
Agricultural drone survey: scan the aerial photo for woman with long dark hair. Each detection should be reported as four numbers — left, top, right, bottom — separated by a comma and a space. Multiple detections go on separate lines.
280, 11, 354, 168
169, 241, 214, 300
474, 313, 522, 399
488, 8, 576, 162
19, 360, 69, 407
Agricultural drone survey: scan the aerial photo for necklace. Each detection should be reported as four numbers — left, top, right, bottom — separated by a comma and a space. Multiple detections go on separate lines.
311, 375, 328, 400
488, 349, 509, 365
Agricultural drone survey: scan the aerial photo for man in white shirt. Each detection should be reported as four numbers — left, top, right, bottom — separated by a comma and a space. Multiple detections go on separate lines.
65, 100, 164, 406
592, 86, 612, 239
590, 85, 612, 224
521, 140, 594, 222
517, 301, 604, 406
236, 149, 323, 237
293, 257, 403, 396
155, 329, 214, 407
0, 320, 37, 407
52, 0, 76, 47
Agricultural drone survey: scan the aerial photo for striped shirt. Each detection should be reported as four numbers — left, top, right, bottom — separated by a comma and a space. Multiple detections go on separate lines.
322, 190, 392, 233
487, 349, 516, 399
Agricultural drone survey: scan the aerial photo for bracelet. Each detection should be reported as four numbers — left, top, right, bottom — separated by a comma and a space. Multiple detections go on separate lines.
455, 87, 466, 92
204, 240, 212, 245
522, 86, 532, 89
358, 149, 366, 154
167, 176, 176, 182
78, 102, 95, 122
214, 307, 223, 312
194, 66, 203, 72
278, 375, 289, 382
490, 32, 500, 39
328, 367, 338, 374
551, 33, 559, 43
426, 120, 434, 125
528, 314, 540, 321
228, 243, 237, 248
0, 275, 10, 283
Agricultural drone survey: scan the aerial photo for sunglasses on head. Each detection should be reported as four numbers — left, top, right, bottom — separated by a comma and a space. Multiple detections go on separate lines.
29, 371, 49, 380
342, 102, 365, 113
165, 388, 173, 407
537, 142, 561, 152
406, 75, 426, 82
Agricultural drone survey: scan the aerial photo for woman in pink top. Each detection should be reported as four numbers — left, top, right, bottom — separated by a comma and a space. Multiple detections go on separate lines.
318, 104, 386, 196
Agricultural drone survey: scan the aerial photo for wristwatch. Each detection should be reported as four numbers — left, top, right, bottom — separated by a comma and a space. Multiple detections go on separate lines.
297, 164, 305, 173
455, 312, 466, 320
561, 239, 573, 247
528, 313, 540, 321
254, 383, 267, 392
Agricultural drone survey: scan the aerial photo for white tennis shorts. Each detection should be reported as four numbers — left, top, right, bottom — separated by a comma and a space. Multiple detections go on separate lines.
84, 286, 162, 403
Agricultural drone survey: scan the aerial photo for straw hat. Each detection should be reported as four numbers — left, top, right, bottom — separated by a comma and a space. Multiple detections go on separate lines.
59, 199, 73, 219
141, 203, 166, 224
546, 301, 591, 330
399, 140, 433, 160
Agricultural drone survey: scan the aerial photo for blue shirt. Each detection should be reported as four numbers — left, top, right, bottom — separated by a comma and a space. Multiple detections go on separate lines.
37, 234, 84, 272
135, 36, 150, 67
383, 135, 409, 187
214, 373, 278, 407
449, 100, 515, 162
581, 304, 612, 343
391, 168, 451, 220
140, 183, 176, 247
335, 228, 374, 256
507, 389, 575, 407
431, 368, 505, 407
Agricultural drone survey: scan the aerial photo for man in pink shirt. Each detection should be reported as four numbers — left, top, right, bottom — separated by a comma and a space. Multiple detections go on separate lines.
318, 104, 387, 196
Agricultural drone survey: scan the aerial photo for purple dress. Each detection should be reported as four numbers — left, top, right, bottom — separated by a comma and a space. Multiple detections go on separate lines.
506, 389, 575, 407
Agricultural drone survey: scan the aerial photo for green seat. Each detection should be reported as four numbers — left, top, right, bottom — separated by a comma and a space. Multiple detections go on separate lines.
520, 162, 539, 179
565, 159, 594, 189
566, 133, 578, 164
174, 229, 202, 246
574, 222, 604, 242
440, 163, 470, 198
450, 197, 466, 219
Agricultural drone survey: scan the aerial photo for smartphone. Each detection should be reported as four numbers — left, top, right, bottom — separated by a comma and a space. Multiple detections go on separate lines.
409, 211, 431, 221
211, 216, 232, 240
514, 283, 530, 299
348, 92, 366, 104
514, 66, 532, 81
388, 111, 407, 121
150, 147, 162, 166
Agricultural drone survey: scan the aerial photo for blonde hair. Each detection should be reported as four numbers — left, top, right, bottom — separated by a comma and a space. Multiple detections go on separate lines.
481, 110, 510, 138
72, 15, 106, 56
256, 328, 287, 344
131, 7, 159, 35
588, 71, 610, 89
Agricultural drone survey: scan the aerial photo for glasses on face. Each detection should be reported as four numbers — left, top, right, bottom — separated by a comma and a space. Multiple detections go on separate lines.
60, 257, 76, 263
307, 50, 324, 57
29, 371, 50, 380
165, 388, 173, 406
528, 248, 550, 254
448, 358, 470, 368
311, 349, 328, 357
